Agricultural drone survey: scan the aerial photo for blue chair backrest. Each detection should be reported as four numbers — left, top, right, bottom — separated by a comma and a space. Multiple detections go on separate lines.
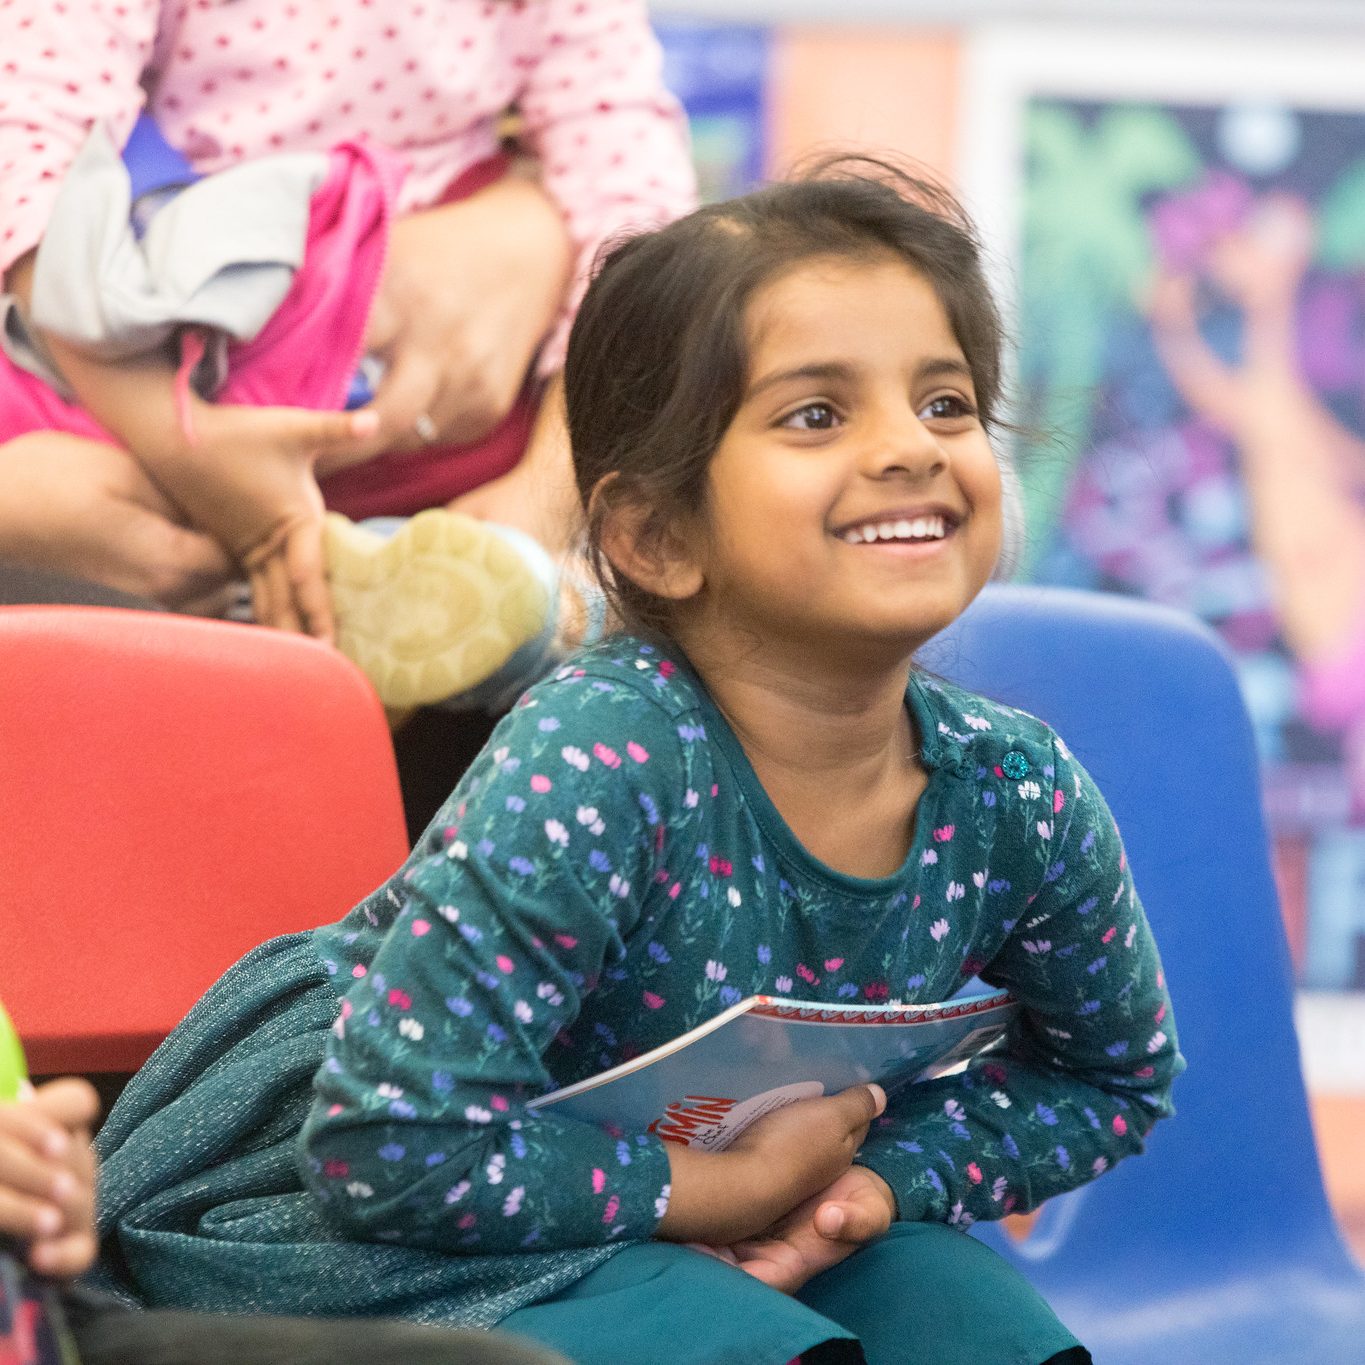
921, 586, 1364, 1358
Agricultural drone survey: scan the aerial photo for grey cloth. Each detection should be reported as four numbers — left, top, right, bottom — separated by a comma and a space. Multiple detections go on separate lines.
0, 124, 326, 398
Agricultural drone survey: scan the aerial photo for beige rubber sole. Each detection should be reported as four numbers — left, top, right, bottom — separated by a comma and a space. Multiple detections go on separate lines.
325, 509, 552, 709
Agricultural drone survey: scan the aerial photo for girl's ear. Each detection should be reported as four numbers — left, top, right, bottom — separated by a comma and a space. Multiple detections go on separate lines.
591, 475, 705, 603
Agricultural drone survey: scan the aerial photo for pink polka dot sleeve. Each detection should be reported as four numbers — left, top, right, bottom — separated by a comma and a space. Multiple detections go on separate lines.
0, 0, 157, 277
516, 0, 697, 376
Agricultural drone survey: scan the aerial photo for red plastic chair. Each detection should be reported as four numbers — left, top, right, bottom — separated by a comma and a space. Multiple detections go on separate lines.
0, 606, 409, 1075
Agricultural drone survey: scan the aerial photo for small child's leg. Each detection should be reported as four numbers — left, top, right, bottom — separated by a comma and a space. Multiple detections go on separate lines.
796, 1222, 1089, 1365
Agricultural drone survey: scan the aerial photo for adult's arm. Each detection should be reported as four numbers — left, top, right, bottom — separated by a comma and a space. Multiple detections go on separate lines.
518, 0, 699, 376
0, 0, 155, 277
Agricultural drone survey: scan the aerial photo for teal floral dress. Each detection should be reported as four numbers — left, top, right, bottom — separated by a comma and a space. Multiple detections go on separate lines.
93, 636, 1182, 1358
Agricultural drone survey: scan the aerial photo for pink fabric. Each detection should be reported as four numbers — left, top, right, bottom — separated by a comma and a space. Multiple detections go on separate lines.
0, 139, 399, 453
0, 0, 697, 375
0, 141, 541, 519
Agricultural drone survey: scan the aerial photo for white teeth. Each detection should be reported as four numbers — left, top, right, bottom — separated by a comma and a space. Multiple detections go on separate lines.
842, 514, 948, 544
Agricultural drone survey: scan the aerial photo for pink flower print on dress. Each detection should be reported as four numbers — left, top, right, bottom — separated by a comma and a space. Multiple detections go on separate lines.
496, 955, 515, 973
708, 855, 733, 876
824, 958, 844, 972
490, 1095, 510, 1112
1112, 1114, 1128, 1136
967, 1162, 983, 1184
592, 1168, 606, 1194
796, 963, 819, 984
626, 741, 649, 763
593, 743, 621, 768
603, 1195, 621, 1223
659, 659, 676, 678
388, 988, 412, 1009
932, 824, 955, 842
1053, 788, 1066, 814
643, 991, 665, 1009
1102, 926, 1117, 944
530, 774, 552, 793
411, 919, 431, 936
554, 934, 578, 949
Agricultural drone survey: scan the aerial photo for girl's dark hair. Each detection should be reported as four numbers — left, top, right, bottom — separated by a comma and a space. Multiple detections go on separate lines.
564, 156, 1005, 635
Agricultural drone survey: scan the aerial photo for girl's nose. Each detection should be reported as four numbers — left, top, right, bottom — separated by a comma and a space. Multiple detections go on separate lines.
862, 406, 946, 480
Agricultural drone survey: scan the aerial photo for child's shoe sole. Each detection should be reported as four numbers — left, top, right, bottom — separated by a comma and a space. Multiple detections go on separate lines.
325, 509, 552, 709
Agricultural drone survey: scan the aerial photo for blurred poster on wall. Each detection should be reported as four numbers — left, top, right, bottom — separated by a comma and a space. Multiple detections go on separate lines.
654, 17, 769, 200
962, 26, 1365, 993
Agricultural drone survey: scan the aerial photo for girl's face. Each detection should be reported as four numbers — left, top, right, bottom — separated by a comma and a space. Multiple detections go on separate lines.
672, 254, 1002, 662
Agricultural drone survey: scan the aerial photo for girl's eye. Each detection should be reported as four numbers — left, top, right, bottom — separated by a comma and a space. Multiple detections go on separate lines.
921, 394, 976, 422
780, 402, 841, 431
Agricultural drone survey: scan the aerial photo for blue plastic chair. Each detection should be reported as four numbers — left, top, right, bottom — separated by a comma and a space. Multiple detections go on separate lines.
920, 585, 1365, 1363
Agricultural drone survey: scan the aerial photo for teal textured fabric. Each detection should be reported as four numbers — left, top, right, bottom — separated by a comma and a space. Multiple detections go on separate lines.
91, 636, 1181, 1334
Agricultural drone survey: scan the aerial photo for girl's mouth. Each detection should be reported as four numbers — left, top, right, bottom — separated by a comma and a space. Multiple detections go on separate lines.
838, 513, 952, 545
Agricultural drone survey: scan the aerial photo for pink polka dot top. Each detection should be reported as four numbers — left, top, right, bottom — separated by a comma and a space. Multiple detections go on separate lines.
0, 0, 698, 371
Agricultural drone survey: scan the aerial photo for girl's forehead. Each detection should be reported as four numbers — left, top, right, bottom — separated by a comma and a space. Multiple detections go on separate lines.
741, 255, 956, 368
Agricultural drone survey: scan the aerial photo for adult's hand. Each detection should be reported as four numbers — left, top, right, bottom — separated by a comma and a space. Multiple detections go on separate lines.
326, 170, 572, 467
0, 432, 235, 609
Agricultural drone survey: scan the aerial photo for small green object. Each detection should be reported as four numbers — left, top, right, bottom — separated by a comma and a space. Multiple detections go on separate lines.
0, 997, 26, 1103
1001, 750, 1030, 781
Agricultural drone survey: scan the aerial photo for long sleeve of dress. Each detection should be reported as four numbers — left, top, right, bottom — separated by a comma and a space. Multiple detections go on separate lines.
857, 735, 1184, 1227
299, 675, 696, 1254
516, 0, 697, 376
0, 0, 156, 275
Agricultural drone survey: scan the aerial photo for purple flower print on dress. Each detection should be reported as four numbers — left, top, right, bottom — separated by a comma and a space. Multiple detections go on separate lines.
378, 1143, 405, 1161
508, 857, 534, 876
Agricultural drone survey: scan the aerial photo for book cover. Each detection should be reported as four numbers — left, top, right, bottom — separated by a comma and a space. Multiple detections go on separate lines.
530, 989, 1016, 1151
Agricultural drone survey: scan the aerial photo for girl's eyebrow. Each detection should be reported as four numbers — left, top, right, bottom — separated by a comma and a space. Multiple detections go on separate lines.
747, 355, 974, 401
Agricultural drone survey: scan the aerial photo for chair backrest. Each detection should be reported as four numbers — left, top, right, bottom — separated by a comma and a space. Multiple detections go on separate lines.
0, 606, 409, 1075
921, 586, 1364, 1354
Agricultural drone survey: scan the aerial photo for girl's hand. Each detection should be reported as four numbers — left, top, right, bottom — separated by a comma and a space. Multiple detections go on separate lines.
0, 1079, 99, 1279
727, 1165, 897, 1295
657, 1084, 886, 1246
165, 400, 380, 641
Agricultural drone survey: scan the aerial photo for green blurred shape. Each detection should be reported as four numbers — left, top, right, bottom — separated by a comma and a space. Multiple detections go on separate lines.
1017, 101, 1201, 573
0, 997, 26, 1102
1317, 159, 1365, 271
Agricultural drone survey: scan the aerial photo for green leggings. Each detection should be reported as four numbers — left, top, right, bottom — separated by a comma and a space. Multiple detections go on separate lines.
500, 1223, 1088, 1365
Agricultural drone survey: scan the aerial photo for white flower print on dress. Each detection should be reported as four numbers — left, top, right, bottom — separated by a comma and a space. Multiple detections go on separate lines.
576, 805, 606, 835
444, 1180, 471, 1205
486, 1153, 506, 1185
502, 1186, 525, 1217
465, 1104, 492, 1124
929, 919, 950, 941
514, 1000, 534, 1024
545, 818, 570, 848
376, 1083, 404, 1099
398, 1017, 425, 1041
1017, 780, 1041, 800
346, 1181, 374, 1198
560, 745, 590, 772
962, 713, 992, 730
705, 960, 727, 982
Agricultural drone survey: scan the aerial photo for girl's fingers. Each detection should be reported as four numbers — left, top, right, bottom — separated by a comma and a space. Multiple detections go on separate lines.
0, 1135, 71, 1205
28, 1228, 98, 1280
283, 522, 334, 644
263, 553, 302, 635
0, 1182, 64, 1243
28, 1079, 100, 1134
249, 562, 277, 634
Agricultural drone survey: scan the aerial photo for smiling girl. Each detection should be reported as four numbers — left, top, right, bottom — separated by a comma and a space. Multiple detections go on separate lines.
92, 164, 1182, 1365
